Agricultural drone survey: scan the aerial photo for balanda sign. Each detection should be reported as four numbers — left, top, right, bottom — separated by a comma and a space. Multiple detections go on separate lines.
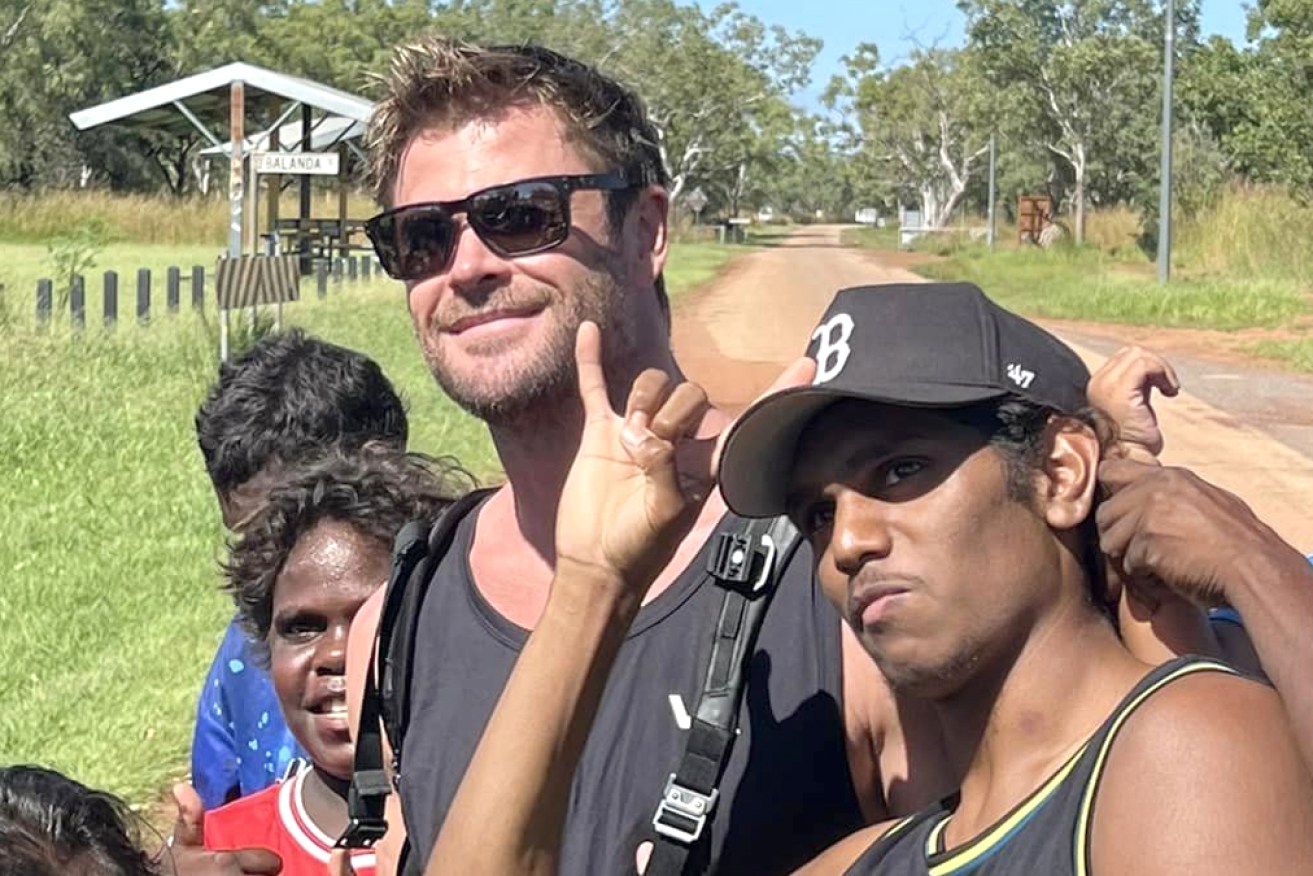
253, 151, 341, 175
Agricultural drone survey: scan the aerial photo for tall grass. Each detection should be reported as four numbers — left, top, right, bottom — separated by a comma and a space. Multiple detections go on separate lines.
1175, 185, 1313, 283
1083, 206, 1143, 259
842, 187, 1313, 339
0, 189, 382, 246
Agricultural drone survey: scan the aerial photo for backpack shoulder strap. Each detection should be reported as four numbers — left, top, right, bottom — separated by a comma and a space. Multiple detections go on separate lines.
339, 487, 495, 849
645, 514, 803, 875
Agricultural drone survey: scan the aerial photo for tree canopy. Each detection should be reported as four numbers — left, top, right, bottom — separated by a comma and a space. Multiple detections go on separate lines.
3, 0, 1311, 226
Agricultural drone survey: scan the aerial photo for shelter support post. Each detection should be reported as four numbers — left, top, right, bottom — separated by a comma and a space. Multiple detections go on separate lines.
300, 105, 313, 274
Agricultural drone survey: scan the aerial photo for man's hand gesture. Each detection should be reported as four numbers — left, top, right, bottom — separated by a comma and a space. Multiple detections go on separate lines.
554, 321, 713, 599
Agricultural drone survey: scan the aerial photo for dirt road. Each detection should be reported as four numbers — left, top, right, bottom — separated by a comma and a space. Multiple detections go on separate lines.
672, 225, 1313, 550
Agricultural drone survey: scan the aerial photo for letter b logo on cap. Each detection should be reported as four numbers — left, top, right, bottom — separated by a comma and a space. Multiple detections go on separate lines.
811, 313, 854, 384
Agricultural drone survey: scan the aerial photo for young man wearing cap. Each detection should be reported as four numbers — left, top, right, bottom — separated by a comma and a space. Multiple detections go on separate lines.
400, 285, 1313, 876
720, 283, 1313, 873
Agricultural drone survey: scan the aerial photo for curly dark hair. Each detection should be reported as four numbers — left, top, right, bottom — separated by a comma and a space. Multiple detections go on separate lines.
195, 328, 409, 496
222, 447, 473, 661
0, 765, 158, 876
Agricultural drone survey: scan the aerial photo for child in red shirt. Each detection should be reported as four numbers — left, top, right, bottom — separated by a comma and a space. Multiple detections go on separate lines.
199, 449, 465, 873
204, 767, 377, 876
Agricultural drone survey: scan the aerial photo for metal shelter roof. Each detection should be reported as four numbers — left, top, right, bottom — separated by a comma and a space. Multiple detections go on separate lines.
198, 115, 366, 158
68, 61, 373, 142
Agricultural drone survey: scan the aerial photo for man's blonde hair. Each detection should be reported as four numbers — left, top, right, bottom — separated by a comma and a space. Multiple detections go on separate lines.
365, 37, 669, 226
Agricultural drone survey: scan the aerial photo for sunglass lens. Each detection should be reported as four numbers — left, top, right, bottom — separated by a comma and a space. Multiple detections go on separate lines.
400, 209, 458, 280
470, 182, 569, 256
373, 208, 456, 280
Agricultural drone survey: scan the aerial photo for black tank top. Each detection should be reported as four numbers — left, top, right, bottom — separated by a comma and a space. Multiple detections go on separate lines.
843, 657, 1238, 876
399, 500, 865, 874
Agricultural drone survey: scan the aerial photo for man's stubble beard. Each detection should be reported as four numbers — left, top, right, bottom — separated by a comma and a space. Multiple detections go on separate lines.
864, 625, 988, 702
419, 270, 639, 431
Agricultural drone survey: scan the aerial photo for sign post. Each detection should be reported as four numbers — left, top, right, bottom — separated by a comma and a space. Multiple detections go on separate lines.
685, 187, 708, 225
223, 80, 245, 362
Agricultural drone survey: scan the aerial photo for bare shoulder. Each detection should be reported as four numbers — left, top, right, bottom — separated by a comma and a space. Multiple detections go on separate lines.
1091, 667, 1313, 875
1108, 667, 1291, 762
792, 822, 892, 876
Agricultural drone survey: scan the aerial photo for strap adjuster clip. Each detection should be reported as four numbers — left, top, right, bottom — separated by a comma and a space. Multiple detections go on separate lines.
337, 817, 388, 849
707, 532, 777, 594
652, 775, 719, 844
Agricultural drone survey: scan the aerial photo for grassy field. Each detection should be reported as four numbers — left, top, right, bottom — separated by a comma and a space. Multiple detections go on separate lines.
841, 225, 901, 251
1246, 339, 1313, 373
840, 189, 1313, 370
0, 189, 378, 246
0, 239, 742, 806
914, 246, 1310, 331
0, 242, 229, 325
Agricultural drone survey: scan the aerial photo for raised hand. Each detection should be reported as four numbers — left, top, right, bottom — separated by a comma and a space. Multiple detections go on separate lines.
1087, 345, 1180, 461
1097, 458, 1291, 608
158, 782, 282, 875
554, 321, 713, 598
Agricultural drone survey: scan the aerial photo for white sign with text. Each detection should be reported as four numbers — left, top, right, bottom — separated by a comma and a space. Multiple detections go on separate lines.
253, 151, 340, 176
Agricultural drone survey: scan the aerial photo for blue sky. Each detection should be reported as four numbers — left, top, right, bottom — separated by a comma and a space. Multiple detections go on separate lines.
697, 1, 1251, 109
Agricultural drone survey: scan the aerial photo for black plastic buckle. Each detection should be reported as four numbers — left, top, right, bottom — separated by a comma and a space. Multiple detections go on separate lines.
336, 770, 392, 849
707, 531, 777, 595
337, 816, 388, 849
707, 532, 755, 586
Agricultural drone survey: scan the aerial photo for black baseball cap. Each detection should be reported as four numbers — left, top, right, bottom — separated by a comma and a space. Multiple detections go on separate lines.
718, 283, 1091, 518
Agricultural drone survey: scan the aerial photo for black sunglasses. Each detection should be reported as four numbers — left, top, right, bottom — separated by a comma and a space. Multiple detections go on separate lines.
365, 172, 633, 281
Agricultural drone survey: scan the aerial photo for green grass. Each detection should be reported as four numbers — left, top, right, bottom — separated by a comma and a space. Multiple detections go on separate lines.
0, 242, 229, 325
0, 241, 745, 329
0, 240, 740, 806
664, 244, 742, 300
912, 245, 1311, 332
1246, 339, 1313, 372
840, 225, 901, 250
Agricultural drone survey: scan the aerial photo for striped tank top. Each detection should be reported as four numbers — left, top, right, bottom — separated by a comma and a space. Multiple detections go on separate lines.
844, 657, 1238, 876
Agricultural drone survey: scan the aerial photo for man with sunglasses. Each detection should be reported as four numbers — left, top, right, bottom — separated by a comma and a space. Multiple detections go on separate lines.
346, 38, 1237, 876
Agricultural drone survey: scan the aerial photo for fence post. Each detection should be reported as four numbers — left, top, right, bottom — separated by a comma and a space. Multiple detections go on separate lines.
136, 268, 151, 325
362, 256, 372, 280
167, 266, 181, 314
333, 258, 344, 286
70, 275, 85, 330
104, 271, 118, 327
36, 279, 52, 326
348, 257, 359, 282
316, 259, 328, 299
191, 266, 205, 311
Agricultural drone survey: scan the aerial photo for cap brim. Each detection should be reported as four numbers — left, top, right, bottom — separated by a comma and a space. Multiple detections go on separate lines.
719, 382, 1007, 518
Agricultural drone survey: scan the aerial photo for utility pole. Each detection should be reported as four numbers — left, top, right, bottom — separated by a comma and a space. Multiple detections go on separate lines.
1157, 0, 1175, 284
987, 132, 998, 250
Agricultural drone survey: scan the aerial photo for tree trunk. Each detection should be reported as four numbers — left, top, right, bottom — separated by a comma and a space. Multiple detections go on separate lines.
1074, 145, 1087, 245
919, 184, 941, 230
